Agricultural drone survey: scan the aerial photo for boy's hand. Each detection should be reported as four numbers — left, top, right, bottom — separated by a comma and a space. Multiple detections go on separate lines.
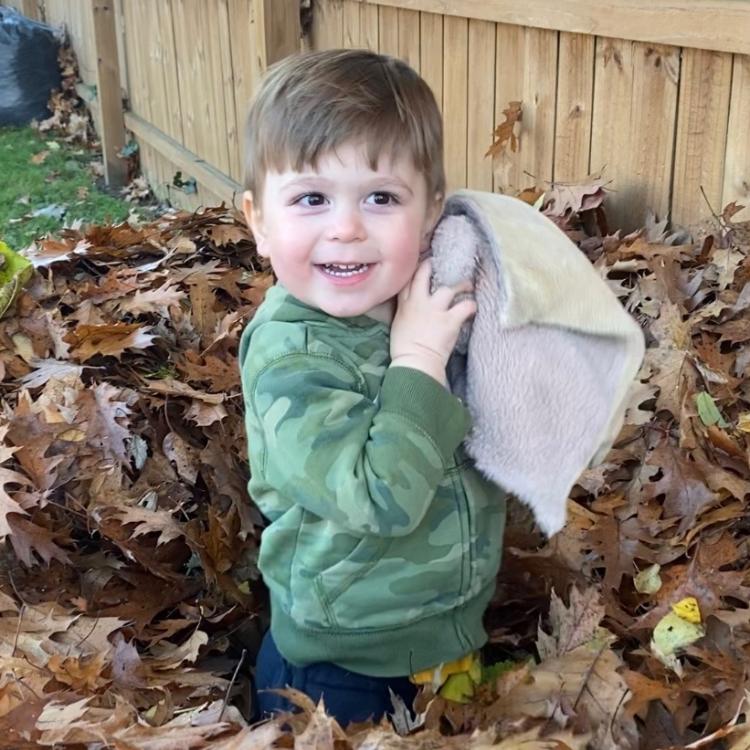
390, 260, 476, 387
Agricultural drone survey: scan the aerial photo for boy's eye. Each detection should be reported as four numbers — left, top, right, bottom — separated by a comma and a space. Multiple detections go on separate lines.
295, 192, 327, 207
367, 191, 399, 206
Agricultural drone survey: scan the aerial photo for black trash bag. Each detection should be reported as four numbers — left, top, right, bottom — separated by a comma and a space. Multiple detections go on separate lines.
0, 7, 62, 125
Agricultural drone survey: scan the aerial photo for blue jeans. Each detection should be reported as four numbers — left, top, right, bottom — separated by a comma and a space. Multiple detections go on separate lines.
254, 629, 418, 726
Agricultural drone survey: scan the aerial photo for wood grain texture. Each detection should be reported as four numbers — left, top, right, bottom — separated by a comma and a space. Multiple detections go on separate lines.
398, 8, 421, 70
312, 0, 344, 50
378, 4, 399, 55
91, 0, 127, 186
466, 19, 495, 190
443, 14, 469, 190
419, 12, 443, 111
554, 32, 594, 182
171, 0, 232, 173
342, 0, 362, 47
590, 38, 680, 231
723, 54, 750, 220
672, 48, 733, 225
352, 0, 750, 55
493, 24, 557, 192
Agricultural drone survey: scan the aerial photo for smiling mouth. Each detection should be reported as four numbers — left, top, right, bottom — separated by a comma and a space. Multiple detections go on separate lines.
317, 263, 373, 277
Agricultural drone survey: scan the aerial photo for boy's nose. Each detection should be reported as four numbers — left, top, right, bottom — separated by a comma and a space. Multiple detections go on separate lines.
327, 206, 366, 242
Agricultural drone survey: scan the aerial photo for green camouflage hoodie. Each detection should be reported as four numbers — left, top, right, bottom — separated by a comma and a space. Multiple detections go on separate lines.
239, 284, 507, 677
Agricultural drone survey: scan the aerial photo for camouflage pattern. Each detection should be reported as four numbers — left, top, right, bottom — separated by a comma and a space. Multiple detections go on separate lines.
239, 284, 507, 673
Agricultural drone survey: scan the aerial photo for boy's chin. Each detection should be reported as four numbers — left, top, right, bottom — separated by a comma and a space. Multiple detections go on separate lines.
322, 297, 394, 323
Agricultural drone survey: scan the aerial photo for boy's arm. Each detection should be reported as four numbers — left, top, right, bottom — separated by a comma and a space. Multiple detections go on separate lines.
248, 352, 470, 537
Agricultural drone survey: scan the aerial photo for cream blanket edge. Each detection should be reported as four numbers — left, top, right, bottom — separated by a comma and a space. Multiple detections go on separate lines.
430, 190, 646, 536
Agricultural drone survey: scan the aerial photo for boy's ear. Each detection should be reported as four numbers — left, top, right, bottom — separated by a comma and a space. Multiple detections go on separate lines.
242, 190, 269, 257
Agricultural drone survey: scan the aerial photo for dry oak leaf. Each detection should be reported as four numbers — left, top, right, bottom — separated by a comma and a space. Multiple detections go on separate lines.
74, 381, 134, 465
0, 461, 31, 539
101, 503, 186, 547
116, 280, 187, 316
8, 514, 72, 567
46, 651, 108, 691
489, 638, 637, 750
640, 443, 718, 533
486, 101, 522, 159
65, 322, 156, 361
623, 670, 684, 719
543, 176, 607, 218
143, 377, 225, 404
537, 586, 606, 660
204, 223, 253, 247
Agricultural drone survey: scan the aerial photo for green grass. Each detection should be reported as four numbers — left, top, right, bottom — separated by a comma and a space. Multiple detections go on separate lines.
0, 125, 139, 250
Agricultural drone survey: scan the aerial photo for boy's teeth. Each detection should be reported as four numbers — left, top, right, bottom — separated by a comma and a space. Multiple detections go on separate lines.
322, 263, 369, 277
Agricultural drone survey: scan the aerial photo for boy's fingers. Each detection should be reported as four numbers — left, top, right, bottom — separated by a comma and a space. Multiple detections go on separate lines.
430, 278, 474, 302
414, 259, 433, 292
448, 299, 477, 325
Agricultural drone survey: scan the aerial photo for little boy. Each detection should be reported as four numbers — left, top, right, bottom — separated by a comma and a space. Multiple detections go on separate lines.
238, 48, 507, 725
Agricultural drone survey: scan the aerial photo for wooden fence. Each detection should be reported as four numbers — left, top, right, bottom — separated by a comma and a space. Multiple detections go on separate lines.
4, 0, 750, 229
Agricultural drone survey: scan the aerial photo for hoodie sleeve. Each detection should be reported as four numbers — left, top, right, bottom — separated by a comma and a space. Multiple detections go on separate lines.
246, 351, 470, 537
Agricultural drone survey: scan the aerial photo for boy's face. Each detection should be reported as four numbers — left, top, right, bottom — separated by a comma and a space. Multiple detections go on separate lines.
243, 141, 442, 322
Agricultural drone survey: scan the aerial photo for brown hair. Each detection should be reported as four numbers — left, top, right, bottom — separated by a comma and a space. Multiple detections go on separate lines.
243, 49, 444, 201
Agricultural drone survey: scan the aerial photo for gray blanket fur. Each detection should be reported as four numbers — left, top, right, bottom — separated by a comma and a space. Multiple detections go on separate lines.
429, 191, 645, 536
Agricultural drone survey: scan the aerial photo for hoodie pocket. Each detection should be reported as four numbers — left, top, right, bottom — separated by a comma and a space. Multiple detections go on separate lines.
314, 535, 390, 626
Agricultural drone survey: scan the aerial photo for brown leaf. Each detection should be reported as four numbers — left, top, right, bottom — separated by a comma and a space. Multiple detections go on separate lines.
66, 322, 156, 361
537, 586, 606, 659
641, 443, 718, 532
485, 101, 522, 159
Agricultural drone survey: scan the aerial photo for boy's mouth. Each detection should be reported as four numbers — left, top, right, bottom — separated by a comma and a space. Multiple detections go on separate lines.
317, 262, 373, 278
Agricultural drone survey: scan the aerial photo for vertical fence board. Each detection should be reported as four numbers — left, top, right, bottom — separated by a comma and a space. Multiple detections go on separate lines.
420, 12, 443, 112
466, 19, 495, 191
723, 54, 750, 220
520, 28, 558, 191
171, 0, 232, 173
217, 0, 240, 182
378, 5, 399, 56
312, 0, 344, 50
342, 0, 362, 47
493, 23, 524, 192
554, 32, 594, 182
443, 15, 469, 190
92, 0, 127, 186
361, 2, 379, 51
591, 38, 679, 230
123, 0, 183, 143
227, 0, 259, 184
121, 0, 150, 124
672, 48, 733, 226
398, 8, 420, 70
493, 24, 557, 192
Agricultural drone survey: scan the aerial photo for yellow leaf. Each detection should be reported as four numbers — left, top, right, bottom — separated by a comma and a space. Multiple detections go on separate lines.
672, 596, 701, 624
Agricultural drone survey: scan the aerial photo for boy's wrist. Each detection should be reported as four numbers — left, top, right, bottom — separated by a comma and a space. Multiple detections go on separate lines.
389, 354, 447, 387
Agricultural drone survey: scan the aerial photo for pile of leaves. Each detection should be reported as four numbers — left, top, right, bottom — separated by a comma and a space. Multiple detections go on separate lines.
33, 40, 94, 146
0, 184, 749, 749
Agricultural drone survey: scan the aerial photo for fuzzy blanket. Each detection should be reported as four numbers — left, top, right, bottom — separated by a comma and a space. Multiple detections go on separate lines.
430, 190, 645, 536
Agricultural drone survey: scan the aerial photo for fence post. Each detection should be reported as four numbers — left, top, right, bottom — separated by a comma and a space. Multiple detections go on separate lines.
18, 0, 42, 20
253, 0, 301, 71
91, 0, 127, 187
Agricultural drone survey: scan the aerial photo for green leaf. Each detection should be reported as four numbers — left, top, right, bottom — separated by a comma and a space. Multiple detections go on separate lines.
0, 241, 34, 318
695, 391, 729, 428
634, 563, 662, 594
